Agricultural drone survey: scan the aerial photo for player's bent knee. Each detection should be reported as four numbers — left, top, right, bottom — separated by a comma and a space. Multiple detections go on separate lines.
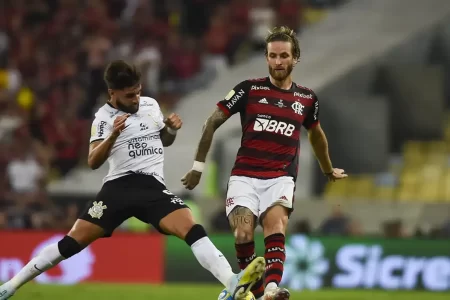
261, 205, 289, 235
58, 236, 82, 259
233, 227, 254, 243
184, 224, 207, 246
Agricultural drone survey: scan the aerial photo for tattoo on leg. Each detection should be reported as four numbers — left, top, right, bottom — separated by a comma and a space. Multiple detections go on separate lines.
229, 206, 255, 230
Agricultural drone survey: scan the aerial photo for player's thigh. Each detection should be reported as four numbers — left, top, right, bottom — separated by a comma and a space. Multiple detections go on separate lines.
258, 176, 295, 219
226, 176, 259, 240
133, 187, 191, 237
225, 176, 259, 220
67, 219, 104, 247
158, 207, 196, 239
78, 179, 134, 238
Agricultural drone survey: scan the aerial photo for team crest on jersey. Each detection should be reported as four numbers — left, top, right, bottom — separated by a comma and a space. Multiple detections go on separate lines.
88, 201, 107, 219
291, 101, 304, 115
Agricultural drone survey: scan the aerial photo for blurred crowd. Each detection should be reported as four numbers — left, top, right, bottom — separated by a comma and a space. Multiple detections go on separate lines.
0, 0, 343, 230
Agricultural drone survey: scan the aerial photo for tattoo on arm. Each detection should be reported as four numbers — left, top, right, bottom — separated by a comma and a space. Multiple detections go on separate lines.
194, 108, 229, 162
228, 206, 256, 230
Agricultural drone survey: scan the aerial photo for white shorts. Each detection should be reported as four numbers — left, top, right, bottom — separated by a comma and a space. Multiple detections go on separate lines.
225, 175, 295, 219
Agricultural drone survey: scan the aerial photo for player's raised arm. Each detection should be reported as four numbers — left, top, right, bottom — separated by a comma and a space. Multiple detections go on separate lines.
159, 113, 182, 147
181, 81, 249, 190
88, 114, 129, 170
181, 108, 229, 190
196, 108, 229, 162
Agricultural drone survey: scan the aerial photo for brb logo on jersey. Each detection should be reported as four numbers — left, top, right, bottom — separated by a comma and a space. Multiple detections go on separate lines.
253, 116, 295, 137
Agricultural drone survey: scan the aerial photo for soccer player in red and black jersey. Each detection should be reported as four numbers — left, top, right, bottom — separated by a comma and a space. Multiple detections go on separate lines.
182, 26, 347, 300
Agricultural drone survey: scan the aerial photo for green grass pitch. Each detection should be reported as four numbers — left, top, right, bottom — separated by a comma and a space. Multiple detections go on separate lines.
7, 283, 449, 300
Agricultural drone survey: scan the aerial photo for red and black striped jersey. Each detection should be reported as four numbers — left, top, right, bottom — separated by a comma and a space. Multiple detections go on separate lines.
217, 77, 319, 180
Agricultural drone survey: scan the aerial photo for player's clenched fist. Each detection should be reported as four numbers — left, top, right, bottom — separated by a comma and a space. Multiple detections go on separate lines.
181, 170, 202, 190
112, 114, 130, 137
164, 113, 182, 130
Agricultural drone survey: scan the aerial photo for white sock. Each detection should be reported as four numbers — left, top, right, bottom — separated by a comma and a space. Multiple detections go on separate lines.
191, 237, 235, 290
10, 243, 65, 289
265, 282, 277, 292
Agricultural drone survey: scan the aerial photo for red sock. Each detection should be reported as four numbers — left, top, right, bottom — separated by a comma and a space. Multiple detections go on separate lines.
235, 242, 265, 298
264, 233, 286, 287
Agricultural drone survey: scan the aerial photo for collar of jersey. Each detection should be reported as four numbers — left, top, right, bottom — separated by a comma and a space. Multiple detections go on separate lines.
266, 76, 296, 93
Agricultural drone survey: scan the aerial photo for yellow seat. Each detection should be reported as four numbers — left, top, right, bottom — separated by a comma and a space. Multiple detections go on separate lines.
444, 127, 450, 142
345, 175, 375, 200
425, 141, 446, 155
303, 7, 328, 25
373, 187, 395, 200
323, 180, 348, 199
399, 169, 419, 186
416, 183, 440, 202
396, 183, 418, 201
442, 173, 450, 201
421, 164, 444, 183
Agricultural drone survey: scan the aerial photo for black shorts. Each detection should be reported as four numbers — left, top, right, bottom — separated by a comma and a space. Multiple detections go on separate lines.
79, 173, 189, 237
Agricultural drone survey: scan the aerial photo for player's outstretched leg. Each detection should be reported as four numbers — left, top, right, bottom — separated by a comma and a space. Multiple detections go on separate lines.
229, 206, 265, 299
0, 220, 104, 299
159, 208, 265, 300
260, 206, 291, 300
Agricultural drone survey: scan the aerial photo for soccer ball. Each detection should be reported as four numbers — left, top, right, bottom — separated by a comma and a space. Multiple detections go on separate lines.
218, 289, 256, 300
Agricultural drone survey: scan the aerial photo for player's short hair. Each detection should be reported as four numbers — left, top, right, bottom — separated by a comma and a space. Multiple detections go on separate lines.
265, 26, 301, 61
104, 60, 141, 90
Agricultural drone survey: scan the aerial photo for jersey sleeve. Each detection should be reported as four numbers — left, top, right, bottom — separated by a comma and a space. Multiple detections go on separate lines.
90, 117, 113, 143
152, 100, 166, 131
217, 80, 250, 116
303, 93, 320, 130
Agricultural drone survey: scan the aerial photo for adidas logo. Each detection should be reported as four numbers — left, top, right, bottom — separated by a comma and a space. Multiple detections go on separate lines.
259, 98, 268, 104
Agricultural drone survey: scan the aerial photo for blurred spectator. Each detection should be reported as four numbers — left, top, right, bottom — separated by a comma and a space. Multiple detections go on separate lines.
441, 220, 450, 238
249, 0, 276, 51
6, 137, 46, 194
134, 39, 162, 97
382, 219, 404, 238
347, 219, 363, 236
293, 219, 312, 235
276, 0, 303, 32
204, 11, 230, 72
319, 205, 352, 236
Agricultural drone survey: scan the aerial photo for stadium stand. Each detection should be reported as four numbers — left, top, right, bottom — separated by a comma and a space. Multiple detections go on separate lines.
1, 0, 450, 240
0, 0, 345, 231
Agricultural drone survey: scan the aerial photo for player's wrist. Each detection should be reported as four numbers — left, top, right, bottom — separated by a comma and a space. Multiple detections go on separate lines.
166, 127, 178, 135
192, 161, 205, 173
109, 132, 120, 140
323, 168, 334, 175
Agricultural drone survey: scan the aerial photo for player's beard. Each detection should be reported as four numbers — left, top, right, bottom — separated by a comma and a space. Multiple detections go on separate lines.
117, 100, 139, 114
269, 63, 294, 82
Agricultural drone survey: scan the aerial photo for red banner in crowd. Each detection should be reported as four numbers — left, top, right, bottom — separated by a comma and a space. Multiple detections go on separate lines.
0, 231, 164, 284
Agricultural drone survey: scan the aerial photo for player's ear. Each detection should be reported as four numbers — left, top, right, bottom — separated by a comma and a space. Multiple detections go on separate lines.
108, 89, 114, 98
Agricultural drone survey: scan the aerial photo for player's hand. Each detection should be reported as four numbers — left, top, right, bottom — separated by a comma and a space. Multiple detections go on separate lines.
112, 114, 130, 137
325, 168, 347, 182
181, 170, 202, 190
164, 113, 182, 130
